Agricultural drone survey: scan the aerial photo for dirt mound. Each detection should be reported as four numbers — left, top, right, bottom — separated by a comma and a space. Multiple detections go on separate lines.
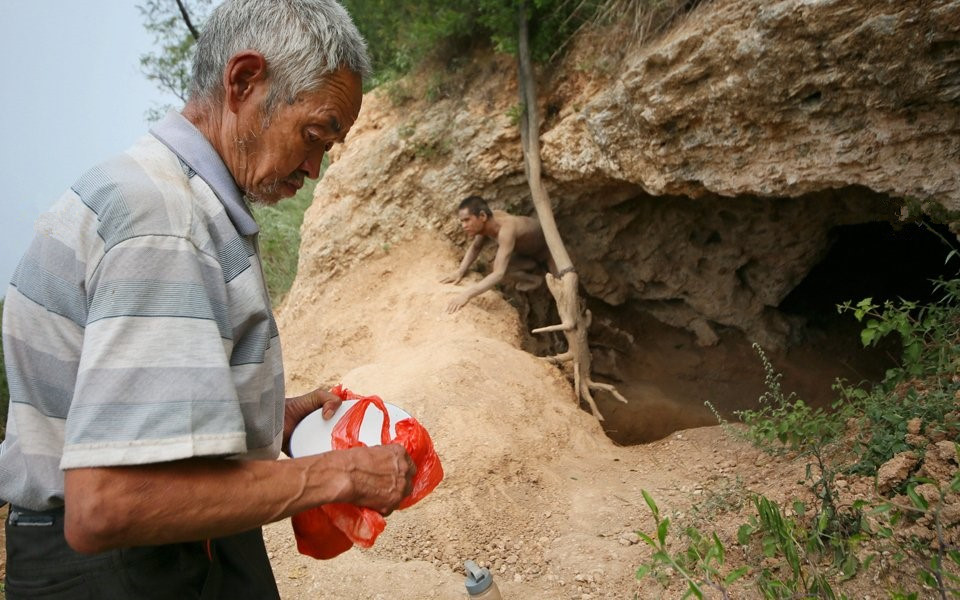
269, 233, 770, 599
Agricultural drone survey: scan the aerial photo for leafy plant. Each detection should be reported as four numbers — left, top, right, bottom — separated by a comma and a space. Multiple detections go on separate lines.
635, 490, 748, 599
137, 0, 214, 120
835, 277, 960, 477
865, 453, 960, 599
737, 496, 850, 599
736, 344, 846, 455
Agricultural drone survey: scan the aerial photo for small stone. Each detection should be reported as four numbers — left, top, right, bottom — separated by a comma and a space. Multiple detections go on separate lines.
618, 532, 640, 545
906, 418, 922, 435
514, 573, 523, 583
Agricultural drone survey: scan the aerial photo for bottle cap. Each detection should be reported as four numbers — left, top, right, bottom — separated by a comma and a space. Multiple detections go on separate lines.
464, 560, 493, 595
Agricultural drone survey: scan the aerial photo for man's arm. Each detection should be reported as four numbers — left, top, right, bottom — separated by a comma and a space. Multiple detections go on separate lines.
446, 227, 515, 313
64, 444, 414, 554
440, 236, 488, 284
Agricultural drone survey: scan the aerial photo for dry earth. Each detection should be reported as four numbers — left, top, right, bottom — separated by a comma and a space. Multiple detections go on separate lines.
0, 234, 948, 599
267, 234, 820, 600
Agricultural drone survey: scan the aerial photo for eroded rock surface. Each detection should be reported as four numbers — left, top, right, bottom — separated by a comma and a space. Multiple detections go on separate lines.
297, 0, 960, 346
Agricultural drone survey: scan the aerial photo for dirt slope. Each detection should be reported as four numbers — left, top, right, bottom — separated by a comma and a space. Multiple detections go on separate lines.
269, 234, 787, 599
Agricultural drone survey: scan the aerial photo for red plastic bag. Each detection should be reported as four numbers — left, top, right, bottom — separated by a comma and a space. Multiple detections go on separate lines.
291, 386, 444, 559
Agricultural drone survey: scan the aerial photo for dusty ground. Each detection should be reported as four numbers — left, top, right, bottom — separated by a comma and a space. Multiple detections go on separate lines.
268, 234, 824, 599
0, 234, 945, 599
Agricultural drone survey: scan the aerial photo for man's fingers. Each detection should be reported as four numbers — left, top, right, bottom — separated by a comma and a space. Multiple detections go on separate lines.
309, 389, 342, 420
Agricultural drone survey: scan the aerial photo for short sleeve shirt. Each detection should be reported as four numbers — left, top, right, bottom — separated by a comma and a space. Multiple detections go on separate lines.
0, 112, 285, 510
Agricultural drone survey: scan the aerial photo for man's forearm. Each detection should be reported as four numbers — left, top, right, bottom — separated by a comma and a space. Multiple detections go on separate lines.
64, 450, 362, 553
464, 270, 505, 299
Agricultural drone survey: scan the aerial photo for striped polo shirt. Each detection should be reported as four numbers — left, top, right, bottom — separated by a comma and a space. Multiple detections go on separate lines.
0, 111, 285, 511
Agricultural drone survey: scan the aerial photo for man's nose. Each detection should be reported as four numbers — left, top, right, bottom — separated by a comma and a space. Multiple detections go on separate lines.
299, 153, 323, 179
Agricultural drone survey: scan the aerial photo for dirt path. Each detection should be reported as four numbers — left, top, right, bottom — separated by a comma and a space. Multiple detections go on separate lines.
269, 234, 795, 599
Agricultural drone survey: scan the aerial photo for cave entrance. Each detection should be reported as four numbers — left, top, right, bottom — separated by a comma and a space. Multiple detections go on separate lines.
582, 218, 957, 445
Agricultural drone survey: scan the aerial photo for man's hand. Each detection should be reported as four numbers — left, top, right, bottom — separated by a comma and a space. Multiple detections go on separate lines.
446, 293, 471, 314
283, 388, 343, 454
439, 271, 463, 285
340, 445, 417, 515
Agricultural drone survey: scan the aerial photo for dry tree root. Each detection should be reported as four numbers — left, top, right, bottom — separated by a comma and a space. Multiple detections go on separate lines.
532, 272, 628, 422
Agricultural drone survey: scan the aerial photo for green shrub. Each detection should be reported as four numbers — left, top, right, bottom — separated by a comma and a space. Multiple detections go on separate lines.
836, 277, 960, 478
341, 0, 605, 85
654, 275, 960, 598
635, 490, 749, 599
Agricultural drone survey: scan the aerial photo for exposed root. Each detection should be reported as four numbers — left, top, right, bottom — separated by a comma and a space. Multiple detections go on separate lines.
532, 272, 628, 422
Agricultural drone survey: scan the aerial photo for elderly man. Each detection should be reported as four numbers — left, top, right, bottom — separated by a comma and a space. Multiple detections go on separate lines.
0, 1, 415, 598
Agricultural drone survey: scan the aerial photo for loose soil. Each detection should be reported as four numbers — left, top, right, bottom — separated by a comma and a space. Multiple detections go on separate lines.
268, 234, 901, 599
0, 234, 935, 600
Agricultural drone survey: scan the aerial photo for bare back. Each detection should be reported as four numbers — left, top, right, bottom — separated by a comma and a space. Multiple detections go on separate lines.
491, 210, 551, 264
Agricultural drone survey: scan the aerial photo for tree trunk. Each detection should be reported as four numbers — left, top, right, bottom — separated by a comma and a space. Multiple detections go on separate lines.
516, 1, 626, 422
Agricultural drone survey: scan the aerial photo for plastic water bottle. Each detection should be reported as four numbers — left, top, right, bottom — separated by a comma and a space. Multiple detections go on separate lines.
464, 560, 502, 599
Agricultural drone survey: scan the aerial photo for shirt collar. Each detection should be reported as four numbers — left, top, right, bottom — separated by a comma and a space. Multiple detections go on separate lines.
150, 111, 259, 236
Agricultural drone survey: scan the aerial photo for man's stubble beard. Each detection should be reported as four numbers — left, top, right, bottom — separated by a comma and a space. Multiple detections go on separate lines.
234, 135, 283, 205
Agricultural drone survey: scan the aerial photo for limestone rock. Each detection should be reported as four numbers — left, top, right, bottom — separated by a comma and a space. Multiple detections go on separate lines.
296, 0, 960, 347
876, 451, 919, 494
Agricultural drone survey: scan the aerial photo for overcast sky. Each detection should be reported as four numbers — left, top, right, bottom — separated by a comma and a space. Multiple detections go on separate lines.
0, 2, 180, 291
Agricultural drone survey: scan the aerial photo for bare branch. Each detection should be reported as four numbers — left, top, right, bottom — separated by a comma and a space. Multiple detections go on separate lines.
176, 0, 200, 40
532, 323, 575, 334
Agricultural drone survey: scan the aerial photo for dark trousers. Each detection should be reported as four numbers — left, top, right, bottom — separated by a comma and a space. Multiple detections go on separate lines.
4, 506, 280, 599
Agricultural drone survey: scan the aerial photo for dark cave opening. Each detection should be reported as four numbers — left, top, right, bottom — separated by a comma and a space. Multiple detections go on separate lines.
780, 219, 955, 318
582, 217, 958, 446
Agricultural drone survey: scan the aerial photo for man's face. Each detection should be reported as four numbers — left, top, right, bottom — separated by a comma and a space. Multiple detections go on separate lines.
458, 208, 486, 236
234, 68, 362, 204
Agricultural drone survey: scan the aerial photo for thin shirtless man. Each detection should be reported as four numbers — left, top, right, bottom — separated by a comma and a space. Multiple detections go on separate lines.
442, 195, 556, 313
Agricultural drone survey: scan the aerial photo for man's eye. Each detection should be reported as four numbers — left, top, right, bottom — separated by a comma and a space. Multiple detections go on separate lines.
306, 130, 320, 143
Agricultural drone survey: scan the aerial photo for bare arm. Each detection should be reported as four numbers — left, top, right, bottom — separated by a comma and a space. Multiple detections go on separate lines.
65, 387, 411, 554
441, 236, 488, 284
64, 444, 413, 554
446, 227, 515, 313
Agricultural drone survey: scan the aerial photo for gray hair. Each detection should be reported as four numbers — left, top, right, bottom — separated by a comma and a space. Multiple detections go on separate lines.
190, 0, 371, 113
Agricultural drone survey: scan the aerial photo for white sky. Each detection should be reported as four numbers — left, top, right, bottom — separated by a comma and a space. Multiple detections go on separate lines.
0, 1, 180, 291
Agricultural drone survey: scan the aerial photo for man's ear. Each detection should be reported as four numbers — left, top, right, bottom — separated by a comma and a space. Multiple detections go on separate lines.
223, 51, 268, 114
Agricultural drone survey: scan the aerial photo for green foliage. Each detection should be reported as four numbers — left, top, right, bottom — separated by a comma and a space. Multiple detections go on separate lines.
505, 102, 524, 126
836, 277, 960, 477
865, 460, 960, 599
635, 490, 748, 599
137, 0, 214, 120
737, 496, 851, 599
341, 0, 604, 84
737, 344, 846, 455
647, 276, 960, 598
733, 347, 865, 595
251, 178, 318, 304
838, 280, 960, 379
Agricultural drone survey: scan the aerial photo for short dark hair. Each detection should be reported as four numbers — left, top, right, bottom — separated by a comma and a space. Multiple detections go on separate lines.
458, 195, 492, 218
